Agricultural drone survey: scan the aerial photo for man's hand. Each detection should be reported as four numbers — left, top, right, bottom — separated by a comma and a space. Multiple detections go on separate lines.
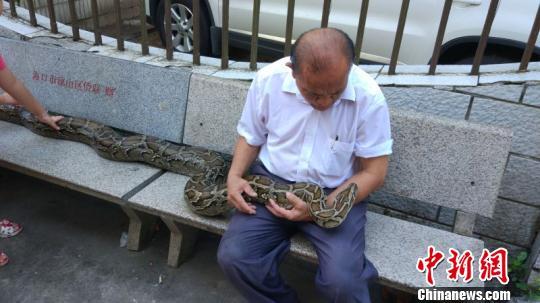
36, 111, 63, 131
325, 191, 338, 208
227, 174, 257, 215
266, 192, 313, 222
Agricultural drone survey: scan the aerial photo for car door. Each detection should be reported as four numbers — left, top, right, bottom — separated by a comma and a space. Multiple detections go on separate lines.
220, 0, 459, 65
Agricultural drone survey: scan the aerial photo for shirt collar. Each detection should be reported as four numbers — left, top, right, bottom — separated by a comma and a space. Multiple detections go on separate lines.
281, 68, 357, 103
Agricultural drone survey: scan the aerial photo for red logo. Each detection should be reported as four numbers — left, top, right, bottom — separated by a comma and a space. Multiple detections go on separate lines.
417, 246, 509, 286
479, 248, 509, 284
447, 248, 474, 283
416, 245, 445, 286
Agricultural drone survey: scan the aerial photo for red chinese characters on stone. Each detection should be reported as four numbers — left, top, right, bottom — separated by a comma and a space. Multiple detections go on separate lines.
479, 248, 509, 284
447, 248, 474, 283
417, 245, 445, 286
105, 87, 116, 97
31, 70, 116, 98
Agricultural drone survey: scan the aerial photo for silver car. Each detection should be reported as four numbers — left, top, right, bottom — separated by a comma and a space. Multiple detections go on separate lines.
145, 0, 540, 64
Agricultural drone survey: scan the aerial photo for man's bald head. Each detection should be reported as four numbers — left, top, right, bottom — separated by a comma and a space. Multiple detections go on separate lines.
290, 28, 354, 75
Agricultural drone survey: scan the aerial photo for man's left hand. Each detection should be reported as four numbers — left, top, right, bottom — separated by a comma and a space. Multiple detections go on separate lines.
266, 192, 313, 222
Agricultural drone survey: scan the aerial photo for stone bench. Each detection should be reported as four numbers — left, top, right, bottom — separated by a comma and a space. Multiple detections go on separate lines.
0, 39, 513, 293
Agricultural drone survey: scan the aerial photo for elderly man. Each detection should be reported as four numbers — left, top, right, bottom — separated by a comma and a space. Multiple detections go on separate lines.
218, 28, 392, 303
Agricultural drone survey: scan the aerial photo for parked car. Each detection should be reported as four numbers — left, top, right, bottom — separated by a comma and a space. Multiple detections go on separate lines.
145, 0, 540, 65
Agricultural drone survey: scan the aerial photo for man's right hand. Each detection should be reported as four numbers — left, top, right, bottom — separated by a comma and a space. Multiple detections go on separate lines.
227, 174, 258, 215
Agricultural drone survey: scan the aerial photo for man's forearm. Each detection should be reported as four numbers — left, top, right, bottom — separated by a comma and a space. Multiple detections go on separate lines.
228, 136, 261, 178
330, 155, 389, 205
343, 171, 384, 204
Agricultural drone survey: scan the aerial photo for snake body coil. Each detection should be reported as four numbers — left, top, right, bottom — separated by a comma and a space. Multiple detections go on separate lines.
0, 105, 357, 228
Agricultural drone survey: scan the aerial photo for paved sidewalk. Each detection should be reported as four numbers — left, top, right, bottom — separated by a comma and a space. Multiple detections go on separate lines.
0, 168, 350, 303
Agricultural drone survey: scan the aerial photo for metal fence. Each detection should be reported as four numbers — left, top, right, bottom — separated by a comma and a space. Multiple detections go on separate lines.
6, 0, 540, 75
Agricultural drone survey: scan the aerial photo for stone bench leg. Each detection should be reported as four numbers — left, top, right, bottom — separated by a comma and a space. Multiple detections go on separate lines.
453, 210, 476, 237
161, 217, 199, 267
121, 206, 158, 251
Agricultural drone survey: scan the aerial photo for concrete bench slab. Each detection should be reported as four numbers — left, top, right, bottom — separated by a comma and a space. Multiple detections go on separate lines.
128, 172, 485, 292
0, 121, 160, 203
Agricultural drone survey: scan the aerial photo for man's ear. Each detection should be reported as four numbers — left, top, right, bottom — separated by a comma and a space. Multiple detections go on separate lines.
285, 62, 297, 79
286, 61, 293, 70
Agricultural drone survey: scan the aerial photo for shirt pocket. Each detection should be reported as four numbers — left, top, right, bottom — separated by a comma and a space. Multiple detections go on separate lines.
323, 137, 355, 177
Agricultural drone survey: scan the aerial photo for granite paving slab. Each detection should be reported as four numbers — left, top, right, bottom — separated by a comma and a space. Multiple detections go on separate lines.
0, 121, 160, 202
499, 155, 540, 207
0, 37, 190, 143
469, 97, 540, 158
367, 190, 439, 221
376, 74, 478, 86
475, 198, 540, 247
0, 14, 42, 36
28, 35, 94, 52
455, 84, 524, 102
128, 172, 484, 291
381, 87, 470, 120
438, 206, 457, 226
377, 65, 478, 86
523, 84, 540, 106
479, 71, 540, 84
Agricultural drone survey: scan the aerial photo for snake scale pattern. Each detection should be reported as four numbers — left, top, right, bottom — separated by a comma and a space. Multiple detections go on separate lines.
0, 105, 357, 228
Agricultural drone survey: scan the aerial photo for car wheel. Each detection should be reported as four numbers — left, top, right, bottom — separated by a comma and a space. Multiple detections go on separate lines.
452, 53, 518, 65
156, 0, 211, 55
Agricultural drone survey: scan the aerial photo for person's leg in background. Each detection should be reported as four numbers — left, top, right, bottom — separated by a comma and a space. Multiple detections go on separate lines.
0, 219, 23, 267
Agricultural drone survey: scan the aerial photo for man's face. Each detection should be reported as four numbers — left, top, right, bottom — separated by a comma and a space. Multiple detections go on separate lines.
292, 57, 350, 111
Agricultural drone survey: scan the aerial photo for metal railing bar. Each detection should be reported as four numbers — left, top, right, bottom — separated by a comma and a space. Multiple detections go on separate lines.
321, 0, 331, 28
90, 0, 102, 45
470, 0, 499, 75
9, 0, 17, 17
354, 0, 369, 64
46, 0, 58, 34
27, 0, 37, 26
250, 0, 261, 70
283, 0, 295, 57
221, 0, 229, 69
139, 0, 149, 55
388, 0, 410, 75
165, 0, 173, 60
114, 0, 124, 51
429, 0, 453, 75
67, 0, 80, 41
193, 0, 200, 65
519, 4, 540, 71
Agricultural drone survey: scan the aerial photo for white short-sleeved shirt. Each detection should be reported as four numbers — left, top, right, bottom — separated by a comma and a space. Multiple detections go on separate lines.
237, 57, 393, 188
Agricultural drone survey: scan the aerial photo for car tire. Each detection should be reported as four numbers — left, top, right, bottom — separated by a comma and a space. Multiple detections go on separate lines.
452, 53, 517, 65
156, 0, 211, 56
